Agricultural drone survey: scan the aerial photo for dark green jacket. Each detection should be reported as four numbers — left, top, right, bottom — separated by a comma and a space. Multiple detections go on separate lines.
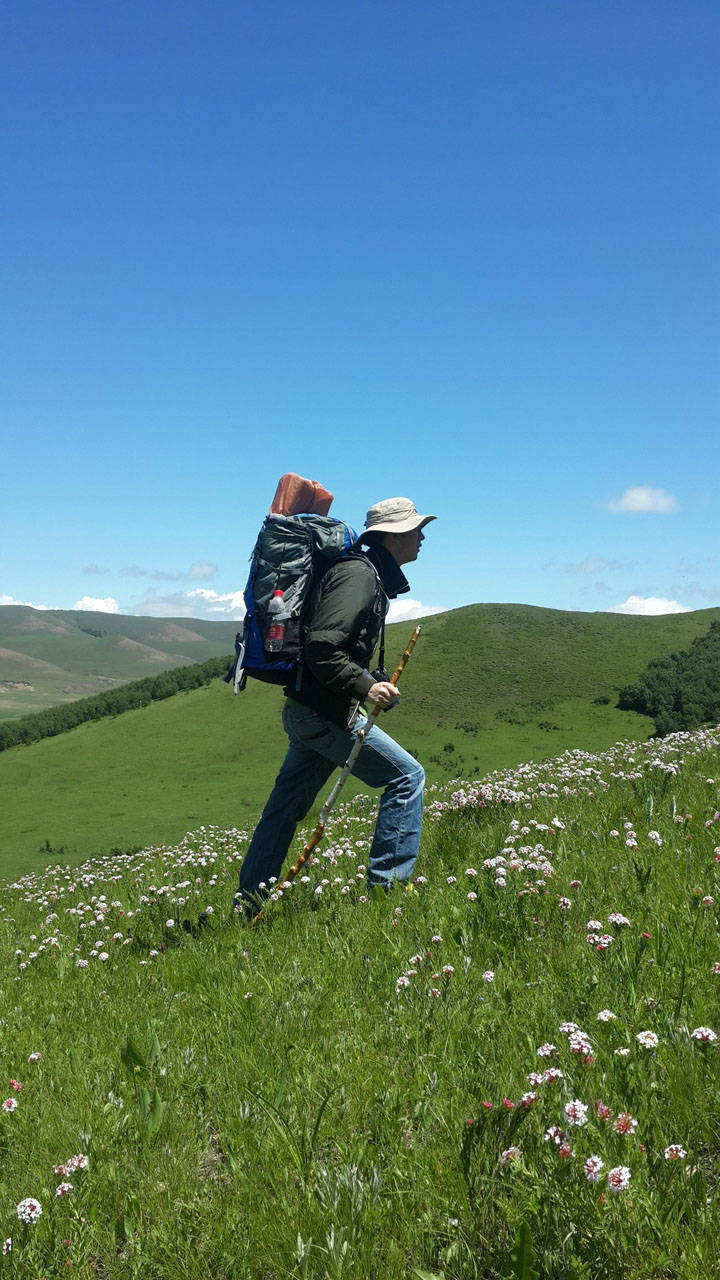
287, 543, 409, 726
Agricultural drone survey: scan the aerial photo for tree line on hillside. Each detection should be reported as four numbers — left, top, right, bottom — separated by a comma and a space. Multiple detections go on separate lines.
0, 655, 232, 752
618, 620, 720, 736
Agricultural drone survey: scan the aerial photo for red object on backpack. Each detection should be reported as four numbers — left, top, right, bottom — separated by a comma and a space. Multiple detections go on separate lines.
269, 473, 334, 517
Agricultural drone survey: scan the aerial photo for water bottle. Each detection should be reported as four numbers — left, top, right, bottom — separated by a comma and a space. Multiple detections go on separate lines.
264, 589, 288, 652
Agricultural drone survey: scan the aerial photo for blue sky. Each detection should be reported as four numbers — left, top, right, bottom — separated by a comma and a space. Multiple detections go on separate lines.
2, 1, 718, 624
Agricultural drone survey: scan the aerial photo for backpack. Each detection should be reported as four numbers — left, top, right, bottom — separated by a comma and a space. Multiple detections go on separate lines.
226, 512, 360, 693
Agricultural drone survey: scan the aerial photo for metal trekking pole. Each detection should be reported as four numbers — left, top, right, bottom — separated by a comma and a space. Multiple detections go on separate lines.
252, 624, 422, 924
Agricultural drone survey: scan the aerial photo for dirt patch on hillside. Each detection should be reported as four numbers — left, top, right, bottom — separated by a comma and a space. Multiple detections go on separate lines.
117, 638, 172, 660
0, 647, 69, 673
148, 623, 205, 643
11, 614, 67, 633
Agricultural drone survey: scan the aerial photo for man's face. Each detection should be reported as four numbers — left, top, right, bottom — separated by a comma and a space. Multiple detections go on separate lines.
386, 525, 425, 565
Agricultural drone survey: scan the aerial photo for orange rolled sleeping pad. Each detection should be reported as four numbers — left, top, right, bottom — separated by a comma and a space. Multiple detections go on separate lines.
269, 473, 334, 517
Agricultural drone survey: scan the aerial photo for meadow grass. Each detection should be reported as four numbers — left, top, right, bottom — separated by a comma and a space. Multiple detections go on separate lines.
1, 725, 719, 1278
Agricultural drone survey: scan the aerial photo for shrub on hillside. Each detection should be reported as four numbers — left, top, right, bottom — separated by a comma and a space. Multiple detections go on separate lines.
618, 620, 720, 736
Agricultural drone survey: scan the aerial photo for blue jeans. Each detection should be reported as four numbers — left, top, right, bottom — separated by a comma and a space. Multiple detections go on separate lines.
236, 701, 425, 906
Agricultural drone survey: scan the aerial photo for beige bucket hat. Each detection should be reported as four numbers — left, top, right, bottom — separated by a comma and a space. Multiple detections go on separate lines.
361, 496, 437, 538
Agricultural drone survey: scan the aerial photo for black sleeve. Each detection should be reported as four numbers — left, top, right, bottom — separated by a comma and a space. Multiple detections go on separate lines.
302, 560, 378, 699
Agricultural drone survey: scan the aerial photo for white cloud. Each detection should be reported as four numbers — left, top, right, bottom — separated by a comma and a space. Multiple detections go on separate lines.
135, 587, 446, 625
186, 588, 245, 617
134, 588, 245, 620
607, 486, 680, 514
72, 596, 120, 613
0, 593, 51, 610
607, 595, 693, 616
386, 598, 447, 623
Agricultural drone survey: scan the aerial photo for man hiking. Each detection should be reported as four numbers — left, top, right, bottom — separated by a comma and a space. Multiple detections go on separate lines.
234, 496, 436, 915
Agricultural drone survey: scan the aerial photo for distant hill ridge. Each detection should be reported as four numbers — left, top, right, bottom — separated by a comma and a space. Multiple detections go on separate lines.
0, 605, 239, 719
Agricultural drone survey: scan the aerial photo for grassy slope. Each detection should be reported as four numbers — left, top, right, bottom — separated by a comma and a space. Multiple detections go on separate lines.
0, 606, 238, 719
2, 729, 720, 1278
2, 604, 719, 876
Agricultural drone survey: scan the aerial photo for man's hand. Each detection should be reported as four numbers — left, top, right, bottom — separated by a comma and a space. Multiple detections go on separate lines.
367, 680, 400, 710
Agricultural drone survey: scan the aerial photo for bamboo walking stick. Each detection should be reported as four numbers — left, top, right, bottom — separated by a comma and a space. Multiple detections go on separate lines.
252, 624, 422, 923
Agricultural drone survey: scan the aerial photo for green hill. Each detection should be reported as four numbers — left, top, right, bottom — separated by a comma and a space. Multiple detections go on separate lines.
2, 602, 719, 876
0, 605, 238, 719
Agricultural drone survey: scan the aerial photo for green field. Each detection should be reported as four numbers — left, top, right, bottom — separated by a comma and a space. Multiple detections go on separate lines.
2, 724, 719, 1277
1, 603, 719, 877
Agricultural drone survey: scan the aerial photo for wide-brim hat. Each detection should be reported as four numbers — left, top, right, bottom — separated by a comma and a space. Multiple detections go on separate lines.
360, 497, 437, 539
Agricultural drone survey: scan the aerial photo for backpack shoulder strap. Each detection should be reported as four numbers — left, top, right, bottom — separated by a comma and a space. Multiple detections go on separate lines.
346, 550, 388, 676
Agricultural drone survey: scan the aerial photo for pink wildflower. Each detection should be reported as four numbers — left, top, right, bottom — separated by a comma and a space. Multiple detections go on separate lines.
16, 1198, 42, 1224
613, 1112, 638, 1136
536, 1043, 557, 1058
500, 1146, 521, 1164
542, 1067, 564, 1082
569, 1031, 593, 1055
636, 1030, 659, 1049
65, 1155, 88, 1172
584, 1155, 605, 1182
544, 1125, 568, 1144
606, 1165, 631, 1193
564, 1099, 588, 1127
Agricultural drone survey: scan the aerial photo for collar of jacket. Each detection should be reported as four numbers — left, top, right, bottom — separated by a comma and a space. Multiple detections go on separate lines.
364, 542, 410, 599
